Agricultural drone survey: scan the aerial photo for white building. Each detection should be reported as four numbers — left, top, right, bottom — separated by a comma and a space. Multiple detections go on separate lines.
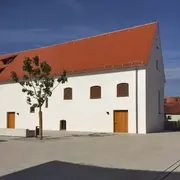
0, 22, 165, 134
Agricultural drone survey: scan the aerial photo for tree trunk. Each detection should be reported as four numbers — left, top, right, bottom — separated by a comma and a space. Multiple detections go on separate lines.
39, 107, 43, 140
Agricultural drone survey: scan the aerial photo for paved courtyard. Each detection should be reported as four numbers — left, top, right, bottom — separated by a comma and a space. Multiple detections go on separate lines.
1, 131, 180, 179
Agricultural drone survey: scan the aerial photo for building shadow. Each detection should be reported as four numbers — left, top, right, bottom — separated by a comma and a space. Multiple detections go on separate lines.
10, 136, 72, 142
9, 133, 116, 142
70, 132, 117, 137
0, 140, 7, 142
1, 160, 180, 180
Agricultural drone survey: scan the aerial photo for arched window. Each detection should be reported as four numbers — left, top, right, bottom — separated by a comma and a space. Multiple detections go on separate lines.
64, 87, 72, 100
90, 86, 101, 99
60, 120, 66, 130
117, 83, 129, 97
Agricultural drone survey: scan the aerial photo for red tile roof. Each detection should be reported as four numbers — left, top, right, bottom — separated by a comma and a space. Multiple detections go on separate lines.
165, 96, 180, 103
165, 102, 180, 114
0, 22, 157, 82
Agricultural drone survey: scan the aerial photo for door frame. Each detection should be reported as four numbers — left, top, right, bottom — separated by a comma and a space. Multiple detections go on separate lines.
7, 112, 15, 128
113, 110, 128, 133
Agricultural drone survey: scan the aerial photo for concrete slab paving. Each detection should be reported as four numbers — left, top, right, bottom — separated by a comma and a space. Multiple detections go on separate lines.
1, 131, 180, 179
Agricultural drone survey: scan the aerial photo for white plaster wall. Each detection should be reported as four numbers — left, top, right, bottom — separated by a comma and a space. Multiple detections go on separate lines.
0, 83, 38, 130
146, 27, 165, 133
0, 68, 146, 134
0, 128, 35, 137
137, 69, 146, 134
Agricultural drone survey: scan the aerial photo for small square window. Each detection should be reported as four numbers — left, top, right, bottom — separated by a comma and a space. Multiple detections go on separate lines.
156, 38, 159, 49
156, 60, 159, 70
30, 107, 35, 113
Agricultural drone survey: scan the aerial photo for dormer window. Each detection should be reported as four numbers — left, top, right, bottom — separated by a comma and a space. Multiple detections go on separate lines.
0, 68, 5, 73
1, 56, 16, 65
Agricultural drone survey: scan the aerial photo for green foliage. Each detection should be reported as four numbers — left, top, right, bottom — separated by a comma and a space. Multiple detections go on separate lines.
11, 55, 67, 109
33, 56, 39, 66
27, 96, 31, 105
40, 61, 51, 74
23, 57, 33, 73
57, 70, 67, 83
11, 71, 18, 82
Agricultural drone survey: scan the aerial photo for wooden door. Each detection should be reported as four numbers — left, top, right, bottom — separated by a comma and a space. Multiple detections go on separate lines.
114, 110, 128, 133
7, 112, 15, 128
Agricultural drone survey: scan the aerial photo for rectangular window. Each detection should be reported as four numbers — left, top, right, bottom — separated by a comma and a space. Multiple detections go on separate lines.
156, 60, 159, 70
158, 91, 161, 114
156, 38, 159, 49
64, 88, 72, 100
45, 98, 48, 108
30, 107, 35, 113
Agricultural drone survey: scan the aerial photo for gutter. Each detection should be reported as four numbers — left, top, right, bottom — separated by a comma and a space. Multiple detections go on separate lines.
135, 67, 138, 134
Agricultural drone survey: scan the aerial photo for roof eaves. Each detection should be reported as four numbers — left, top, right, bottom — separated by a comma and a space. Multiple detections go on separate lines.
0, 61, 146, 84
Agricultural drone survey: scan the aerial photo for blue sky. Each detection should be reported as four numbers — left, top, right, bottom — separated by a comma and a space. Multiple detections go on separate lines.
0, 0, 180, 96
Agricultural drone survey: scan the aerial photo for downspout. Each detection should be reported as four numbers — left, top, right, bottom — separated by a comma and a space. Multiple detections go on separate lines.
135, 67, 138, 134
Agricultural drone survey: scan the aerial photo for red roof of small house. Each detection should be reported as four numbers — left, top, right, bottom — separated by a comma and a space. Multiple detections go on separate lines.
165, 102, 180, 114
0, 22, 157, 82
165, 96, 180, 103
165, 96, 180, 114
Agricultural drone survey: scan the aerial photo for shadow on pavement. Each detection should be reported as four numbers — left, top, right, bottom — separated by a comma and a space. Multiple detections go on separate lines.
0, 140, 7, 142
71, 133, 116, 137
0, 160, 180, 180
10, 133, 116, 142
10, 136, 72, 142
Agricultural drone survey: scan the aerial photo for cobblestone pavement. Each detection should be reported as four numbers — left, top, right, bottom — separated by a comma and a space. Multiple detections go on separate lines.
1, 131, 180, 179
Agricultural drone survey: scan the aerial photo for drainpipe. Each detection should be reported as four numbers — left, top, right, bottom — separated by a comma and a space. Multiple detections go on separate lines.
135, 67, 138, 134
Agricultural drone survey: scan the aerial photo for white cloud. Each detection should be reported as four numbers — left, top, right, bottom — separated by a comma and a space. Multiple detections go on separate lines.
165, 67, 180, 80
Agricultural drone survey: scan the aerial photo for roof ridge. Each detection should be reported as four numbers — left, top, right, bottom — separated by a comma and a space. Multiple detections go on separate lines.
1, 21, 157, 56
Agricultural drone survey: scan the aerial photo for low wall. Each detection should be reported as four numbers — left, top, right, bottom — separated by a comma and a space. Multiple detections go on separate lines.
0, 128, 35, 137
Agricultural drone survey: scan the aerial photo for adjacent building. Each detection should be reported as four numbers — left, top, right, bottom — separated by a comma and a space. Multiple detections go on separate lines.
165, 97, 180, 122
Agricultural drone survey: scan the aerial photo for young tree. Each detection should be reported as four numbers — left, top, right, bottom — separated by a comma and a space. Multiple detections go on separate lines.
11, 56, 67, 140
